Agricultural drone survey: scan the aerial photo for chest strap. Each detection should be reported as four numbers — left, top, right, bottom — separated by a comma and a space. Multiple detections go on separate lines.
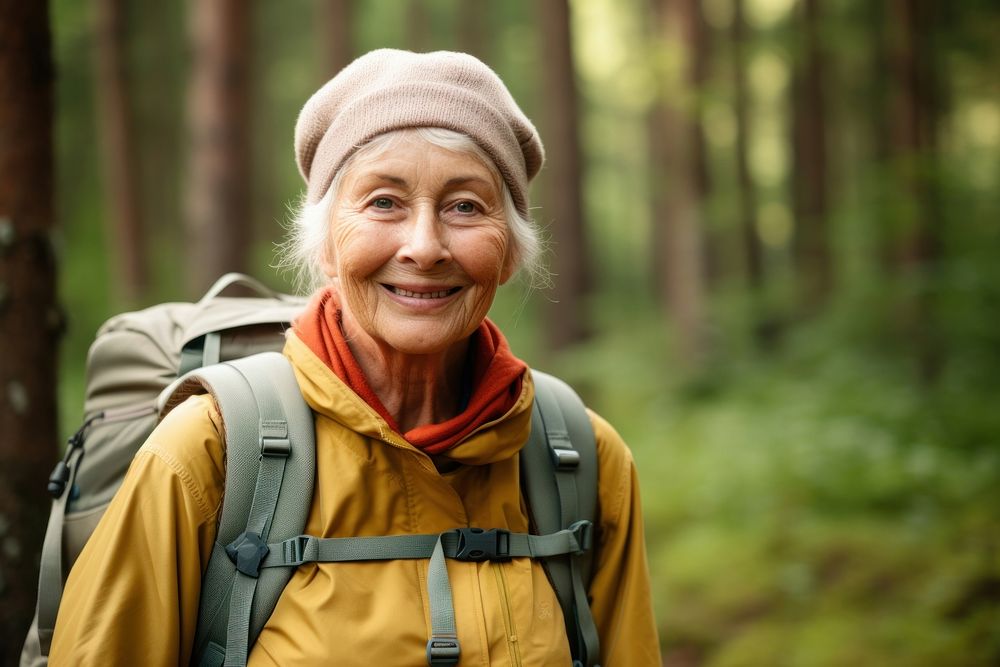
223, 522, 593, 666
248, 522, 591, 570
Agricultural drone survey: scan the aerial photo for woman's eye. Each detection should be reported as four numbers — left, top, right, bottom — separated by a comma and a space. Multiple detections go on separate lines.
454, 201, 477, 214
372, 197, 393, 210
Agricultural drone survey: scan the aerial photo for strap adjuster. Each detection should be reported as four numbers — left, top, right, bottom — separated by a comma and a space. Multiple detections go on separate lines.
551, 446, 581, 470
453, 527, 511, 561
225, 531, 270, 578
261, 436, 291, 457
426, 637, 460, 665
569, 520, 593, 554
282, 535, 311, 566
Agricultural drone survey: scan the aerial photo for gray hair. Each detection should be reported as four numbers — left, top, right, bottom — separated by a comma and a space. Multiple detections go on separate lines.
278, 128, 546, 294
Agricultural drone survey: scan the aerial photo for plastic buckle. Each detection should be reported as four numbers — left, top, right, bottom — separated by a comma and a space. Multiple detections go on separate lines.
551, 446, 581, 470
426, 637, 461, 665
453, 527, 511, 561
225, 531, 270, 578
569, 520, 593, 554
283, 535, 311, 566
260, 436, 291, 457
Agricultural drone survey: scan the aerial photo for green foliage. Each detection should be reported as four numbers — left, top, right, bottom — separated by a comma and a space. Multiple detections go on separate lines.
537, 298, 1000, 665
47, 0, 1000, 663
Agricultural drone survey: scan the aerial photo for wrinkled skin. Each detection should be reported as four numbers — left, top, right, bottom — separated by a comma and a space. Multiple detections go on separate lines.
321, 133, 514, 429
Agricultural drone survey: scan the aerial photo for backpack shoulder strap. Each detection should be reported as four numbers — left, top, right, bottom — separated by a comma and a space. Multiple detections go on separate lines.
163, 351, 315, 667
521, 370, 601, 667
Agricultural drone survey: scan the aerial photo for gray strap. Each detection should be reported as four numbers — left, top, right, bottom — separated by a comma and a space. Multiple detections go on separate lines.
534, 381, 580, 526
266, 533, 440, 566
260, 527, 590, 568
224, 573, 263, 667
570, 556, 598, 667
527, 371, 602, 667
180, 352, 315, 666
33, 445, 85, 656
250, 525, 589, 667
202, 332, 222, 367
216, 368, 291, 666
223, 445, 290, 666
425, 535, 460, 665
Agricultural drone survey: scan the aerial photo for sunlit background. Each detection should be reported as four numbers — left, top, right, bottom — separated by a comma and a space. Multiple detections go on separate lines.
44, 0, 1000, 664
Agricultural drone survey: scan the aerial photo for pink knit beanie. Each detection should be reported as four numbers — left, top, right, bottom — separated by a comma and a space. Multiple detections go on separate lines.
294, 49, 544, 216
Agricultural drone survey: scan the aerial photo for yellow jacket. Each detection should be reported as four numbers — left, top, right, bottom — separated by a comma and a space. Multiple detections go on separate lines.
51, 333, 661, 665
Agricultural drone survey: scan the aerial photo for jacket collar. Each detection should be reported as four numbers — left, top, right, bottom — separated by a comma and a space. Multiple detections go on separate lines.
284, 331, 534, 467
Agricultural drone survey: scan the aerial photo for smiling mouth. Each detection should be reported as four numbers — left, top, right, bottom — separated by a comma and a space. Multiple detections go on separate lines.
384, 285, 462, 299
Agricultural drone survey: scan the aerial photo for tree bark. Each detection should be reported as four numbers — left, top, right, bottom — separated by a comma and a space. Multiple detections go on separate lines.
0, 1, 59, 660
791, 0, 832, 313
95, 0, 147, 304
885, 0, 940, 379
650, 0, 709, 367
323, 0, 353, 77
537, 0, 590, 349
732, 0, 762, 292
184, 0, 252, 296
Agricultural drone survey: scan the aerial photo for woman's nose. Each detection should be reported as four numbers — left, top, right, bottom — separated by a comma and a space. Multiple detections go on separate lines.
396, 206, 451, 269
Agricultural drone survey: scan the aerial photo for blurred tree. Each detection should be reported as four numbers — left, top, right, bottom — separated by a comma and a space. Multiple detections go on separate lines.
184, 0, 252, 296
791, 0, 832, 313
323, 0, 354, 77
0, 0, 59, 660
887, 0, 939, 263
128, 0, 186, 291
455, 0, 489, 63
886, 0, 941, 378
408, 0, 431, 53
95, 0, 146, 304
731, 0, 763, 295
867, 1, 891, 165
650, 0, 709, 366
537, 0, 590, 349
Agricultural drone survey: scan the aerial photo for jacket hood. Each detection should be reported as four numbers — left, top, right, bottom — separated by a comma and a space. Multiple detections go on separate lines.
283, 330, 534, 467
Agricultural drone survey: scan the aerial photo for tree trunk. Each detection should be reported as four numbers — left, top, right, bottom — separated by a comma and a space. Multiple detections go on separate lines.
791, 0, 832, 314
537, 0, 590, 349
650, 0, 709, 367
887, 0, 937, 268
184, 0, 252, 296
732, 0, 762, 292
0, 1, 59, 660
885, 0, 940, 379
868, 1, 890, 166
731, 0, 777, 348
455, 0, 489, 63
407, 0, 431, 53
323, 0, 353, 77
95, 0, 147, 304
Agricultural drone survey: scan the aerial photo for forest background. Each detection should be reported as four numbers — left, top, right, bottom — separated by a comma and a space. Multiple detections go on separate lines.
1, 0, 998, 665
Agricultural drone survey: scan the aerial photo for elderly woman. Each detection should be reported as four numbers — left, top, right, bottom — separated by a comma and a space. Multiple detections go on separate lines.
50, 50, 660, 666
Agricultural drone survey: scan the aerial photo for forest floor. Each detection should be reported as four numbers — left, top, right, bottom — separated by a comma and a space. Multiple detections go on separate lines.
551, 314, 1000, 666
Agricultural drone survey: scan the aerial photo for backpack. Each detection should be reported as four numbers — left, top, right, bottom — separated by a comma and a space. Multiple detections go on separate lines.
22, 273, 602, 667
21, 273, 306, 667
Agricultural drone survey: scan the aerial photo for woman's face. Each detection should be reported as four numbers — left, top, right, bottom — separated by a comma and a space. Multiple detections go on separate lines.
324, 133, 514, 356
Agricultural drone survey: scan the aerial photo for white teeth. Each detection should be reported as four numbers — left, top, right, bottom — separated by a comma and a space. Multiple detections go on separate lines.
392, 287, 454, 299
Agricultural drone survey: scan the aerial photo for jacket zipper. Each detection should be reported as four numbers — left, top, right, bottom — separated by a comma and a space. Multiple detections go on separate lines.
492, 562, 522, 667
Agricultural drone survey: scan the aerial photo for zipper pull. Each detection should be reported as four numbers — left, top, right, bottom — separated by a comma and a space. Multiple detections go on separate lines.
47, 412, 103, 498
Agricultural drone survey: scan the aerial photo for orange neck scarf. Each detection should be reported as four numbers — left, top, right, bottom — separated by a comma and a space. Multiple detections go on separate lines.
293, 288, 526, 455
